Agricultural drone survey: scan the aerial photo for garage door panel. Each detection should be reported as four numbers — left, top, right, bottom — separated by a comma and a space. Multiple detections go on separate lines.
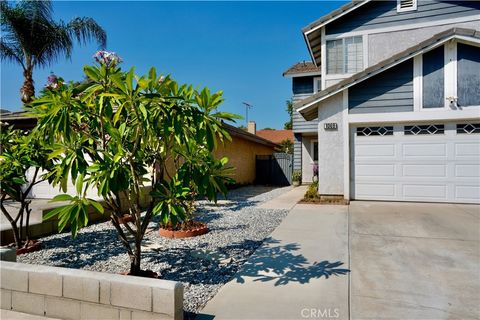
403, 184, 447, 199
455, 143, 480, 157
402, 143, 446, 158
455, 164, 480, 177
402, 164, 446, 177
356, 164, 395, 176
355, 183, 396, 197
352, 124, 480, 204
455, 186, 480, 201
355, 144, 395, 157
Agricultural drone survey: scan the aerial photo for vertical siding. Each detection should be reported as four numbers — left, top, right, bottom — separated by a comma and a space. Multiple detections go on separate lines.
349, 58, 414, 113
457, 43, 480, 106
423, 45, 445, 108
326, 1, 480, 35
293, 133, 302, 171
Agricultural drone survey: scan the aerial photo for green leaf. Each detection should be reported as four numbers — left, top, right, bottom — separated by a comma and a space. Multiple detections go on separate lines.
88, 200, 104, 214
84, 66, 100, 81
48, 148, 64, 160
139, 104, 147, 119
50, 194, 73, 202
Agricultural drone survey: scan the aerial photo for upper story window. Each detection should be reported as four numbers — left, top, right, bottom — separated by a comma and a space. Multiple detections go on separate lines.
326, 36, 363, 75
397, 0, 417, 12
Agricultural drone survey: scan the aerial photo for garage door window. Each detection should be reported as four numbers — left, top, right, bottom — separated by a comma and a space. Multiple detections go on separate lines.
356, 126, 393, 136
457, 123, 480, 134
404, 124, 444, 135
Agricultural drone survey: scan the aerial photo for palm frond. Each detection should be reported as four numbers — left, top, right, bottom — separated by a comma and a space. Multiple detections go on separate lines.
67, 17, 107, 49
32, 21, 73, 68
18, 0, 53, 24
0, 39, 25, 68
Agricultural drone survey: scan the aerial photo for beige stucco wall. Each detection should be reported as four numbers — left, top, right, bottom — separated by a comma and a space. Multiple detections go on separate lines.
215, 136, 275, 185
368, 20, 480, 66
317, 93, 344, 195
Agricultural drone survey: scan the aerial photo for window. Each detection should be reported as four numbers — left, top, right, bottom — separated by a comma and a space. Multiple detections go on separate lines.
422, 45, 444, 108
397, 0, 417, 12
457, 123, 480, 134
312, 141, 318, 162
356, 127, 393, 137
327, 36, 363, 74
457, 43, 480, 107
404, 124, 444, 135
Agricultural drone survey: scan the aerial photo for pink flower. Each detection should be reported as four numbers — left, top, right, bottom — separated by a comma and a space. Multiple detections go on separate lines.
93, 51, 122, 67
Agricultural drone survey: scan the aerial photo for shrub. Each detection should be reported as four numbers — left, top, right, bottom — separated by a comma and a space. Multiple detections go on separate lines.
304, 181, 318, 199
29, 52, 240, 275
292, 170, 302, 182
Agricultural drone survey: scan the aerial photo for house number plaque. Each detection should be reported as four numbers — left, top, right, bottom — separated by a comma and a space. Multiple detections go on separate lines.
324, 123, 338, 130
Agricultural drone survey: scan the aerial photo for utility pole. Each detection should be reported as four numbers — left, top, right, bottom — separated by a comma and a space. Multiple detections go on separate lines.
242, 102, 253, 126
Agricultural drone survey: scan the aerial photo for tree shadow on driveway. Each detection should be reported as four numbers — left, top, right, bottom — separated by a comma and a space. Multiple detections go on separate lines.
233, 238, 350, 286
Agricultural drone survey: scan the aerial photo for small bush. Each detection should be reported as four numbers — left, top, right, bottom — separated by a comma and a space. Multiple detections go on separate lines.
304, 181, 319, 199
292, 170, 302, 182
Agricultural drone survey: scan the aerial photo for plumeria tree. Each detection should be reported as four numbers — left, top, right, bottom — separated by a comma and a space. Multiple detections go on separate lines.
29, 51, 239, 275
0, 126, 52, 249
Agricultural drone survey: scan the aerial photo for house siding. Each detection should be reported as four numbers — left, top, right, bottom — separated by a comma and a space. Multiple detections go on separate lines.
293, 133, 302, 171
293, 110, 318, 132
457, 43, 480, 107
423, 45, 445, 108
326, 1, 480, 36
348, 58, 414, 114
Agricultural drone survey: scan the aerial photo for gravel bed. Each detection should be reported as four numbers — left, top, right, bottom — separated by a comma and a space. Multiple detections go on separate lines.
18, 185, 292, 314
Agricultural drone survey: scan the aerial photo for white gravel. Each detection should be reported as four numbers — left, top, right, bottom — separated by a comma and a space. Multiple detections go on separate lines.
18, 186, 291, 314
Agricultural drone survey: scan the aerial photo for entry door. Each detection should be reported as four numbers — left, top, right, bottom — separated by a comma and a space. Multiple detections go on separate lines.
351, 123, 480, 203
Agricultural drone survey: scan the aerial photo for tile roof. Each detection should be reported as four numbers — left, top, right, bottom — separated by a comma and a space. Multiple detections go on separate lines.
297, 27, 480, 120
256, 130, 294, 144
283, 61, 321, 76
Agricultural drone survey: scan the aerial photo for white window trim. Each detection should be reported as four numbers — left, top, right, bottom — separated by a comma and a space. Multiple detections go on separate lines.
413, 55, 423, 111
310, 139, 318, 164
313, 77, 322, 93
444, 40, 457, 109
397, 0, 417, 13
326, 36, 364, 76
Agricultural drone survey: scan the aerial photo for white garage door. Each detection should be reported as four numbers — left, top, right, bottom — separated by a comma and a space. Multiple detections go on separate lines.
352, 123, 480, 204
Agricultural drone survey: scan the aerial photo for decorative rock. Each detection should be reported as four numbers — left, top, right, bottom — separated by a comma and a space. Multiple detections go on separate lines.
17, 186, 292, 313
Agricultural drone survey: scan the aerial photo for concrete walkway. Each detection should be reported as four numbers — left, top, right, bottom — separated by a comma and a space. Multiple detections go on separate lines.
1, 310, 59, 320
198, 203, 350, 320
257, 186, 308, 210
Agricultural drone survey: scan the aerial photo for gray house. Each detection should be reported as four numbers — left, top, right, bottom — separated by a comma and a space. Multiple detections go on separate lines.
287, 0, 480, 203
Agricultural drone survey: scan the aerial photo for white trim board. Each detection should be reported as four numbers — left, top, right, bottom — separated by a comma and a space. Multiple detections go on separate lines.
304, 0, 372, 36
347, 107, 480, 125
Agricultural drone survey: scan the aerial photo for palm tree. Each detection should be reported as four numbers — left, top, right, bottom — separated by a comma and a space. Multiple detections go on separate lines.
1, 0, 107, 104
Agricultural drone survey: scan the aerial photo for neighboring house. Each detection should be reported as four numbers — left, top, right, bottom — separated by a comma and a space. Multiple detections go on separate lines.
283, 61, 321, 183
256, 129, 294, 145
1, 112, 278, 197
288, 0, 480, 203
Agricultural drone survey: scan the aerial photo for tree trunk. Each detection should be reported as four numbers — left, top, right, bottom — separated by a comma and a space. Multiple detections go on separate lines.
0, 200, 22, 249
129, 233, 142, 275
21, 67, 35, 104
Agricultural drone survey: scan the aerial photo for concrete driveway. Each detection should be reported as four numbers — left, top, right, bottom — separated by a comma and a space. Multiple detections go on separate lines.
350, 201, 480, 319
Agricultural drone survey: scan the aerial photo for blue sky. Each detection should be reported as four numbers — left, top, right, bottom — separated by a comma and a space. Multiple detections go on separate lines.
1, 1, 346, 129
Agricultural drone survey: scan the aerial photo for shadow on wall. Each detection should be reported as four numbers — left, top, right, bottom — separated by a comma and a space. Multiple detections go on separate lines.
233, 238, 350, 286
